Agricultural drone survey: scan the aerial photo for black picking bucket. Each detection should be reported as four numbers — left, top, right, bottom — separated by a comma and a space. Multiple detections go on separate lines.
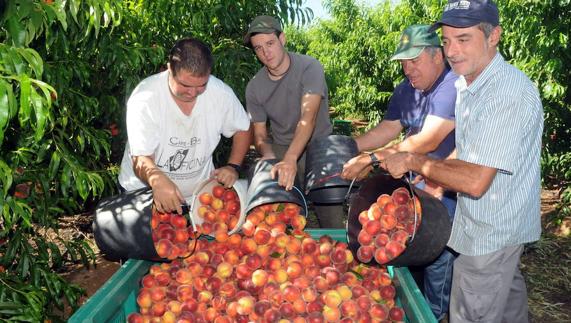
93, 187, 160, 261
246, 159, 308, 215
304, 135, 361, 204
346, 172, 452, 267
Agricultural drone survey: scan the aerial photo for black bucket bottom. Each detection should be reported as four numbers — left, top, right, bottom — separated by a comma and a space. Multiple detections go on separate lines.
306, 185, 359, 204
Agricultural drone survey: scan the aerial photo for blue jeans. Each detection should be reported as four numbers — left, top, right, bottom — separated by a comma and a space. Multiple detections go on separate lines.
416, 182, 457, 320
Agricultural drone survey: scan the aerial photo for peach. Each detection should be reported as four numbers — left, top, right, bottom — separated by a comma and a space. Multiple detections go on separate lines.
356, 245, 374, 263
252, 269, 269, 287
363, 220, 382, 236
374, 233, 390, 248
367, 203, 382, 220
224, 199, 240, 214
374, 247, 391, 264
370, 303, 389, 320
280, 302, 296, 319
263, 308, 280, 322
322, 305, 341, 322
136, 289, 152, 308
150, 301, 167, 317
222, 189, 238, 201
340, 299, 359, 319
158, 212, 171, 223
256, 243, 272, 259
198, 192, 213, 205
141, 274, 157, 289
307, 312, 325, 323
391, 187, 410, 205
382, 201, 397, 215
127, 313, 144, 323
323, 267, 341, 286
391, 229, 410, 244
235, 263, 253, 280
166, 300, 182, 316
323, 289, 343, 308
150, 286, 166, 302
292, 298, 307, 314
286, 237, 302, 255
155, 239, 174, 259
341, 272, 358, 286
176, 284, 193, 302
272, 268, 289, 284
356, 295, 371, 311
389, 307, 405, 321
329, 248, 346, 264
380, 285, 396, 300
302, 286, 318, 303
336, 284, 353, 300
211, 197, 224, 210
386, 240, 406, 259
240, 237, 258, 255
358, 210, 369, 225
254, 228, 272, 245
291, 215, 307, 230
175, 268, 193, 284
305, 265, 321, 278
286, 261, 303, 279
170, 215, 187, 229
376, 193, 392, 208
313, 276, 329, 292
216, 261, 233, 279
245, 253, 262, 270
293, 275, 311, 290
357, 230, 373, 246
306, 298, 324, 316
236, 295, 255, 316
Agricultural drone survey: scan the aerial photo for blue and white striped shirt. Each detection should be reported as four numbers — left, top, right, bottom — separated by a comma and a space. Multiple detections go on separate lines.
448, 53, 543, 256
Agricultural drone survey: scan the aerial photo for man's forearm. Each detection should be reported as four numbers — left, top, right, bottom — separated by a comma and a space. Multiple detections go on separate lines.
406, 153, 497, 198
132, 156, 164, 188
227, 129, 251, 166
284, 119, 315, 162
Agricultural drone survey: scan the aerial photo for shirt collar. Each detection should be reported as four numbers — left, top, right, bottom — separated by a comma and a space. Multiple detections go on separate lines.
456, 52, 504, 95
421, 67, 451, 96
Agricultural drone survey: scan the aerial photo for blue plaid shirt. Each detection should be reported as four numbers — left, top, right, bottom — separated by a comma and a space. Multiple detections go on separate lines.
449, 53, 543, 256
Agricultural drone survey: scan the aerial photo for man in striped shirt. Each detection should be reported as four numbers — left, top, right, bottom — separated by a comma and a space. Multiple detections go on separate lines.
382, 1, 543, 322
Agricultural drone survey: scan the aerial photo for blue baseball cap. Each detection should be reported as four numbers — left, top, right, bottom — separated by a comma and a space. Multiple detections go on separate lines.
430, 0, 499, 31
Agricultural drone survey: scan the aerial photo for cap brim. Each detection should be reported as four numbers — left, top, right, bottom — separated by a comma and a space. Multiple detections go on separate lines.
244, 27, 280, 46
390, 46, 424, 61
429, 16, 481, 32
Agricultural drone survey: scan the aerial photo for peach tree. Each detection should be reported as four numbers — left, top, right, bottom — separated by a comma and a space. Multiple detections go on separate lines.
0, 0, 311, 321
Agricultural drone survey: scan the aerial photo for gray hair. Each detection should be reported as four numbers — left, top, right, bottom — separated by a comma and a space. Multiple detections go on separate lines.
478, 22, 496, 38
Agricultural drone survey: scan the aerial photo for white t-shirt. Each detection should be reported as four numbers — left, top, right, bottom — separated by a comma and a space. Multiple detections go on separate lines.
118, 71, 250, 198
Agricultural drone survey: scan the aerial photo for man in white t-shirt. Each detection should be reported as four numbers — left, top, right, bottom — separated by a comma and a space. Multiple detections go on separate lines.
118, 38, 251, 214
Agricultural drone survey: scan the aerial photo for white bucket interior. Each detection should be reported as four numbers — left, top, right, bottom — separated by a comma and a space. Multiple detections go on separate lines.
188, 178, 248, 236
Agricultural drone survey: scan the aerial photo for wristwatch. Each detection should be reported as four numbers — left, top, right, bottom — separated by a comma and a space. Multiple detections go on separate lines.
226, 163, 241, 172
369, 152, 380, 169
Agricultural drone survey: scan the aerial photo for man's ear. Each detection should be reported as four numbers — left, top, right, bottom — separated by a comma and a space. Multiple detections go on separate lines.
279, 32, 287, 46
489, 26, 502, 47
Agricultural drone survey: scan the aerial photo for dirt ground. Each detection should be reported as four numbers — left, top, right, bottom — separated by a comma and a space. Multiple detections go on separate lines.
60, 189, 570, 320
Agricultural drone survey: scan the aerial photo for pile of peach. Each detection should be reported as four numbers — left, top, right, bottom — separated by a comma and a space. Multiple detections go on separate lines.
195, 184, 241, 235
130, 202, 406, 323
356, 187, 422, 265
151, 211, 195, 260
151, 185, 241, 260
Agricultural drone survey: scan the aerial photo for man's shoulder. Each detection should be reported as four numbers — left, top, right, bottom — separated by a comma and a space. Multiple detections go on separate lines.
290, 52, 323, 68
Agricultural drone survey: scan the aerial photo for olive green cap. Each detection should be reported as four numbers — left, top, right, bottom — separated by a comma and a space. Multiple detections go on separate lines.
390, 24, 441, 60
244, 15, 282, 47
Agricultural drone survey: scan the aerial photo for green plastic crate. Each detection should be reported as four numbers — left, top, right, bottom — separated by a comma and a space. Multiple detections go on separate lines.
69, 229, 436, 323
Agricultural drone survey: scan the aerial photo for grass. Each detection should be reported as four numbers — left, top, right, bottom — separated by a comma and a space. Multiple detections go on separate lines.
523, 234, 571, 322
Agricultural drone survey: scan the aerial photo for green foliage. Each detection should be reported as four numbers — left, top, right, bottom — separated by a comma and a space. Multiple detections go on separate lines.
0, 0, 311, 321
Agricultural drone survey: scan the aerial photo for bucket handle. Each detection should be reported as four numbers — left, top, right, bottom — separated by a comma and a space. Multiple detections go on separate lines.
403, 171, 419, 242
248, 181, 309, 217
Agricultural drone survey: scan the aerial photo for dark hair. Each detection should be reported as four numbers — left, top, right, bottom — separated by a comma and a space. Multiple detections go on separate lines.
168, 38, 213, 77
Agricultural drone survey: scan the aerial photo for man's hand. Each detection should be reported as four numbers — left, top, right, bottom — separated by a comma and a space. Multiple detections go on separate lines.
341, 154, 373, 180
382, 152, 413, 179
212, 166, 239, 188
149, 172, 185, 214
271, 159, 297, 191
